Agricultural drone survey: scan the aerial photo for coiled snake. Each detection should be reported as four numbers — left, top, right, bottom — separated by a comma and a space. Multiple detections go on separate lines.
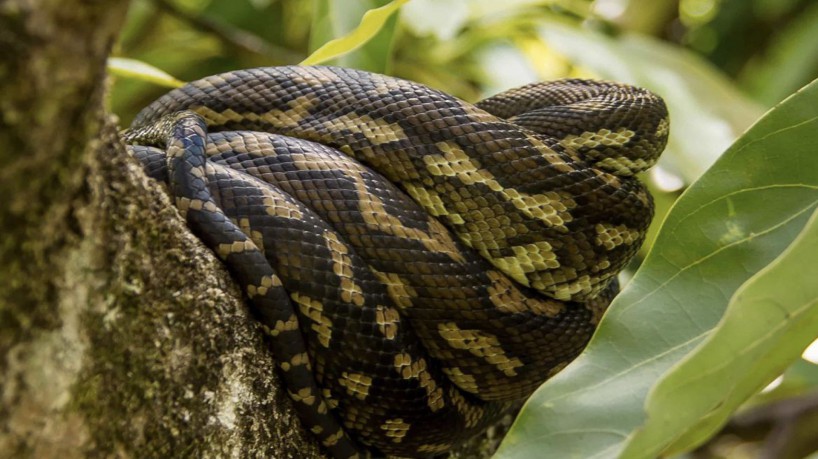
123, 66, 668, 458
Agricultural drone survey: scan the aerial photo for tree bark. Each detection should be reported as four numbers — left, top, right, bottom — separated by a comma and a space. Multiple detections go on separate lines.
0, 1, 324, 457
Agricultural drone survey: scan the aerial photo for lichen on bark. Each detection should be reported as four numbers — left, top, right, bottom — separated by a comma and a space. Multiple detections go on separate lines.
0, 1, 324, 457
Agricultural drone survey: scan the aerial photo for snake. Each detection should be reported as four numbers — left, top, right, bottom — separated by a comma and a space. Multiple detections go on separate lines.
122, 65, 668, 458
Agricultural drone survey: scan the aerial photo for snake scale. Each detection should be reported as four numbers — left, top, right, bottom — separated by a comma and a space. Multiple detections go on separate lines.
123, 65, 668, 458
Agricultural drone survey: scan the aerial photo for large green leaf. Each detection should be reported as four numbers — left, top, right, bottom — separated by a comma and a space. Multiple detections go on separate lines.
535, 20, 764, 183
303, 0, 407, 72
494, 79, 818, 459
623, 206, 818, 457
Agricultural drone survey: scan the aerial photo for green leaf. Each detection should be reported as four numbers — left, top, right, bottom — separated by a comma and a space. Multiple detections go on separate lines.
493, 78, 818, 459
534, 20, 764, 183
747, 359, 818, 408
302, 0, 408, 70
107, 57, 185, 88
623, 201, 818, 456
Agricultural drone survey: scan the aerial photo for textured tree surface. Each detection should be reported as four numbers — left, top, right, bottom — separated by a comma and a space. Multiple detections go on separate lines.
0, 2, 500, 458
0, 1, 324, 457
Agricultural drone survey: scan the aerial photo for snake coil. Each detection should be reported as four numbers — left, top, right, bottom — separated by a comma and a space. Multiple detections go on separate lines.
124, 66, 668, 458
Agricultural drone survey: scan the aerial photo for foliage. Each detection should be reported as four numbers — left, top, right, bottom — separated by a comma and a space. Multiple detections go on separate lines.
109, 57, 184, 88
305, 0, 407, 70
111, 0, 818, 457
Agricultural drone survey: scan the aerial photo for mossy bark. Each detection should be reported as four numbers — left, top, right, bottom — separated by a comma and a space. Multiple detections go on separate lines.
0, 1, 323, 457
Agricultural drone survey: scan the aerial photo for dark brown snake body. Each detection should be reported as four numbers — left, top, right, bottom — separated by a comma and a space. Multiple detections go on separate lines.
123, 66, 668, 458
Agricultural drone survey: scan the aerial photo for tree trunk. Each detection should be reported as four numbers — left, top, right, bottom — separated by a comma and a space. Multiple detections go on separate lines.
0, 2, 324, 457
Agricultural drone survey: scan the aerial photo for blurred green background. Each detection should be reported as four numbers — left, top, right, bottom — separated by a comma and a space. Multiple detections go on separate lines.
113, 0, 818, 116
110, 0, 818, 261
110, 1, 818, 457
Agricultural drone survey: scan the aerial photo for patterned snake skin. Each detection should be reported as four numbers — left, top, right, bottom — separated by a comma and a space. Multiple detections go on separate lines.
123, 66, 668, 458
